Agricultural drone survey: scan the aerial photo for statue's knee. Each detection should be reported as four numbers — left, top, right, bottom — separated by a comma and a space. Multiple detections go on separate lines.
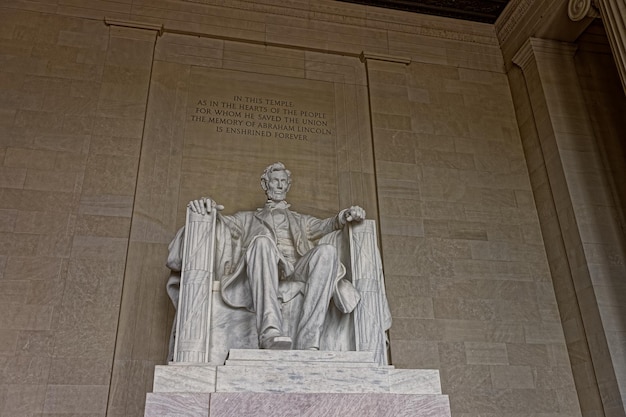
249, 236, 274, 251
314, 243, 338, 261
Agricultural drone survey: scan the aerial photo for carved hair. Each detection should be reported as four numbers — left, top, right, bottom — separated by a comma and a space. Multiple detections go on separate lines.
260, 161, 292, 191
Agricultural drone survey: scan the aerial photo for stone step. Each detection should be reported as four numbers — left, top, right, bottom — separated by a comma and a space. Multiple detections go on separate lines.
153, 365, 217, 393
153, 350, 442, 396
145, 392, 452, 417
154, 366, 441, 396
216, 365, 441, 395
224, 350, 387, 369
224, 359, 390, 368
147, 350, 450, 417
226, 349, 378, 363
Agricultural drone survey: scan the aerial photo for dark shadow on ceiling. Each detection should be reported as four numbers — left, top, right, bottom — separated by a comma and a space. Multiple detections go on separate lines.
336, 0, 510, 24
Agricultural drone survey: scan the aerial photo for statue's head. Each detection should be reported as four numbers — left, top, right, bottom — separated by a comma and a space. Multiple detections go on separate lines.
261, 162, 292, 202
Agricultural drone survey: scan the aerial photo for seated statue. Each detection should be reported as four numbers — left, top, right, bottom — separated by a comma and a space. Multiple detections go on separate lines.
166, 162, 391, 363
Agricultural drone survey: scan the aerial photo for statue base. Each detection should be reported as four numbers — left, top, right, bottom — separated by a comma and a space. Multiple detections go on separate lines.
145, 350, 451, 416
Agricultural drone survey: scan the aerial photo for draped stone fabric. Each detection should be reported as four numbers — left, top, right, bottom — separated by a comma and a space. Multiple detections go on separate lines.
166, 193, 392, 364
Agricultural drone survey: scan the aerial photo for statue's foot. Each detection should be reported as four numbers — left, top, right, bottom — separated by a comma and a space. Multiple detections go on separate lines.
261, 336, 292, 350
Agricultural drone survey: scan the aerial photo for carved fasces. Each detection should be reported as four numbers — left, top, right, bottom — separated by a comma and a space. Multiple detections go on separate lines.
173, 209, 216, 362
349, 220, 392, 366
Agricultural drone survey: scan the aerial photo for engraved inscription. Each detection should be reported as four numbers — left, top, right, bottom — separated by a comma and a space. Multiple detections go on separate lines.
190, 95, 333, 142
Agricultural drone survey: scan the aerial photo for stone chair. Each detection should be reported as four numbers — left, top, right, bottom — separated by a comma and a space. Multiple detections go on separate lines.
165, 209, 391, 365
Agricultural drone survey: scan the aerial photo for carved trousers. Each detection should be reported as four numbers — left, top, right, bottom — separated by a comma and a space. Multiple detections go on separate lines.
245, 236, 339, 349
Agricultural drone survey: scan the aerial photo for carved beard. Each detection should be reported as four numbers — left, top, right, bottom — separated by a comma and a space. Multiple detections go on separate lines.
266, 189, 287, 201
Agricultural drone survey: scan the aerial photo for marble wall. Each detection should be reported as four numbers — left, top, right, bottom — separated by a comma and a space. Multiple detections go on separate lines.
0, 1, 622, 417
0, 8, 157, 416
507, 19, 626, 416
366, 55, 580, 415
109, 29, 377, 416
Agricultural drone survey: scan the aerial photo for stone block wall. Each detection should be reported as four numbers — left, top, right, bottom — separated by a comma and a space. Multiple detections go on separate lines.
0, 1, 603, 416
508, 55, 605, 417
570, 22, 626, 415
366, 56, 580, 415
108, 30, 377, 416
506, 18, 626, 417
0, 6, 158, 416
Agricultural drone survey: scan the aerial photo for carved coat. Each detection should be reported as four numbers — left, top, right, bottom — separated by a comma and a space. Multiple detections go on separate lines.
166, 206, 359, 314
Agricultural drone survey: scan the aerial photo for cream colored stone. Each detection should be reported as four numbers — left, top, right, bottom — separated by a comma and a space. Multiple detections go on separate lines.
495, 299, 541, 322
27, 279, 64, 307
0, 302, 53, 330
0, 2, 609, 416
513, 33, 626, 415
0, 167, 26, 188
491, 365, 534, 389
372, 113, 412, 131
155, 33, 223, 66
441, 364, 492, 391
464, 342, 509, 365
1, 384, 47, 414
91, 116, 144, 139
391, 340, 440, 369
69, 235, 128, 260
390, 318, 441, 341
380, 216, 424, 237
4, 147, 57, 170
62, 115, 96, 135
524, 322, 567, 345
23, 169, 78, 193
436, 341, 466, 366
506, 343, 550, 367
421, 201, 466, 221
0, 232, 39, 255
377, 177, 420, 200
42, 384, 109, 414
433, 297, 496, 321
305, 54, 365, 85
379, 198, 422, 219
390, 295, 434, 319
52, 329, 116, 360
0, 329, 18, 355
495, 388, 561, 414
15, 330, 55, 357
74, 214, 131, 238
48, 357, 112, 385
82, 154, 139, 195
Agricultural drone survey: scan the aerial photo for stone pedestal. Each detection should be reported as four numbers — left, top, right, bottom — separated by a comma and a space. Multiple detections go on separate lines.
145, 350, 451, 416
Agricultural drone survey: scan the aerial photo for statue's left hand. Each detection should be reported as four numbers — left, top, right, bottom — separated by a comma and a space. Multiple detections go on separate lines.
342, 206, 366, 224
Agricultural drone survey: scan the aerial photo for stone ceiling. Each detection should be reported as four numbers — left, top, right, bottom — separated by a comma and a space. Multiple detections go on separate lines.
336, 0, 511, 24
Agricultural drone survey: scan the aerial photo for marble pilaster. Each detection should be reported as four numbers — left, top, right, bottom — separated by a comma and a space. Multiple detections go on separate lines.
513, 37, 626, 416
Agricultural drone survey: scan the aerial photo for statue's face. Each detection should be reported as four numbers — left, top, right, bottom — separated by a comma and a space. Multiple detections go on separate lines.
265, 170, 290, 201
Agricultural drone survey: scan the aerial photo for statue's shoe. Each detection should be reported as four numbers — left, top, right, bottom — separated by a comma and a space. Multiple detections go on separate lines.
260, 336, 293, 350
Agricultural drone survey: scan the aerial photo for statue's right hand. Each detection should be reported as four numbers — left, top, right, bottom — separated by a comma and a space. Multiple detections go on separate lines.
187, 197, 224, 215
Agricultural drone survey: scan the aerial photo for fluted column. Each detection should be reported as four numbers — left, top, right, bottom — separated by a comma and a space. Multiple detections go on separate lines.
569, 0, 626, 93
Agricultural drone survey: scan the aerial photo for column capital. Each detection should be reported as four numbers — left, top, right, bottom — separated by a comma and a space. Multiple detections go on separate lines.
568, 0, 600, 21
513, 38, 578, 72
512, 38, 536, 72
592, 0, 626, 93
